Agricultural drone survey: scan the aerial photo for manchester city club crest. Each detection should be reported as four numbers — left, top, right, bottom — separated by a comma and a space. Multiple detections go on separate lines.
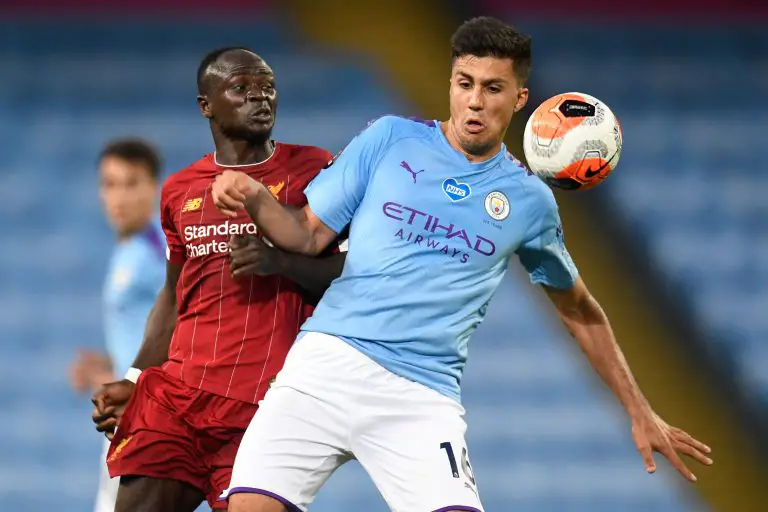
484, 191, 510, 221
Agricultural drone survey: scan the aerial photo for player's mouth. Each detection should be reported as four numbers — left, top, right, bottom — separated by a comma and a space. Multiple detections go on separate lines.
464, 118, 485, 134
248, 108, 273, 123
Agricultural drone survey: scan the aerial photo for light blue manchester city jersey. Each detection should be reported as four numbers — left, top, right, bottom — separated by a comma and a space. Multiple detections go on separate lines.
103, 222, 166, 377
303, 116, 578, 401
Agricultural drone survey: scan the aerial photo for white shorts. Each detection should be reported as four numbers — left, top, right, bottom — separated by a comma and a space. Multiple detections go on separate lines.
222, 332, 483, 512
94, 438, 119, 512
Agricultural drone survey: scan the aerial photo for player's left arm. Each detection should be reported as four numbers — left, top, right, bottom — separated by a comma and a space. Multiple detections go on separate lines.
542, 278, 712, 481
517, 191, 712, 482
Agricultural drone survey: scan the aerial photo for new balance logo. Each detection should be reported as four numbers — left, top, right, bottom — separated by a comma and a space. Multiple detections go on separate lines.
400, 160, 425, 183
182, 197, 203, 212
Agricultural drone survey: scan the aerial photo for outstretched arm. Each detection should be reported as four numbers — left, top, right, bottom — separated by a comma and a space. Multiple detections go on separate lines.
543, 277, 713, 481
212, 171, 337, 256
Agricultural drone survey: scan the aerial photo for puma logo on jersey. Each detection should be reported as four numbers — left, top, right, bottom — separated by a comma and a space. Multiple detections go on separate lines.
182, 198, 203, 212
267, 181, 285, 200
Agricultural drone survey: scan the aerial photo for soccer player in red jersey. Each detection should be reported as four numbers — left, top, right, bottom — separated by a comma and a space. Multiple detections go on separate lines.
90, 47, 346, 512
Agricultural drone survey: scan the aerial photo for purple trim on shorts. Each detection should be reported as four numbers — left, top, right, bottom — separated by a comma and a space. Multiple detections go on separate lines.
141, 223, 165, 261
220, 487, 302, 512
431, 507, 483, 512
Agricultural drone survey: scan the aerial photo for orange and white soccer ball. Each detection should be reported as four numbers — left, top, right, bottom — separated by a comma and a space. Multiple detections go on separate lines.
523, 92, 622, 191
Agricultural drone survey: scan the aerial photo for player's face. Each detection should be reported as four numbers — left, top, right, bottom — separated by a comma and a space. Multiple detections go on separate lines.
99, 156, 158, 237
448, 55, 528, 160
199, 54, 278, 143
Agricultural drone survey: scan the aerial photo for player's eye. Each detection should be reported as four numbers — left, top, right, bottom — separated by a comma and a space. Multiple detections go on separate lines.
459, 81, 471, 89
487, 86, 502, 94
231, 84, 247, 93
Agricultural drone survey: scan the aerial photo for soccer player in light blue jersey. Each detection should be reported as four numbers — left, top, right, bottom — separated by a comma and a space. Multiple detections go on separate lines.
69, 139, 166, 512
214, 17, 713, 512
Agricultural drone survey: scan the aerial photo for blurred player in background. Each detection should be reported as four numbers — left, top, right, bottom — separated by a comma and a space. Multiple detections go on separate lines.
90, 47, 346, 512
69, 138, 165, 512
213, 18, 713, 512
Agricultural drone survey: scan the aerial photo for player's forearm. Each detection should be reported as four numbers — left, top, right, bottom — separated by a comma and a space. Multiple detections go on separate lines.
131, 286, 177, 370
244, 187, 323, 255
277, 251, 346, 303
560, 296, 651, 420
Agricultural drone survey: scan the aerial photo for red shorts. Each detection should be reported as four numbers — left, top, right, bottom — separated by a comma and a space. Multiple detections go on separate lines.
106, 367, 258, 509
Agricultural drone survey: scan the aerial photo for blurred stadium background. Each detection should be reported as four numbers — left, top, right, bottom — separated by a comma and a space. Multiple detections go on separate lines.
1, 0, 766, 510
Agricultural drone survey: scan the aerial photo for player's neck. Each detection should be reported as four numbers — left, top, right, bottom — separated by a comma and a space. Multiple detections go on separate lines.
440, 119, 502, 163
214, 138, 275, 167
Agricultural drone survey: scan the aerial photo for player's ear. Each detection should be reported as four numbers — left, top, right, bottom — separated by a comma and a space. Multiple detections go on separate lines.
197, 95, 213, 119
514, 88, 529, 113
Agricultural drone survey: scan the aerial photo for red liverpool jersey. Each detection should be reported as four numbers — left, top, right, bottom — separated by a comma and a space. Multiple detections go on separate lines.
159, 144, 333, 404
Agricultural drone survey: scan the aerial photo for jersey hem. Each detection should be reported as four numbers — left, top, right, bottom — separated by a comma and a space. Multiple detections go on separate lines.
300, 330, 463, 403
161, 361, 262, 405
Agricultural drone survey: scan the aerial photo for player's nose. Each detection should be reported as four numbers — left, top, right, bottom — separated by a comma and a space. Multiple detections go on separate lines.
468, 88, 483, 110
245, 87, 267, 102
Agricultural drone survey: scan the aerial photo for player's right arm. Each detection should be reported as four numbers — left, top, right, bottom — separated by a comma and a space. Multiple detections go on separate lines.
90, 260, 181, 439
212, 117, 394, 255
218, 182, 336, 256
92, 178, 187, 438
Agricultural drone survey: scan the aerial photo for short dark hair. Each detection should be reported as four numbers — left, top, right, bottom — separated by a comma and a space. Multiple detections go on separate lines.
197, 46, 255, 94
450, 17, 532, 84
99, 138, 162, 180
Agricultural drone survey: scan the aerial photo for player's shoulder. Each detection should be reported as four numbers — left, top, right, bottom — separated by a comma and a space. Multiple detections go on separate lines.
363, 114, 437, 139
274, 143, 335, 184
277, 143, 333, 168
342, 114, 438, 152
160, 155, 215, 199
162, 155, 214, 188
116, 225, 165, 278
503, 152, 558, 212
136, 222, 167, 262
122, 222, 165, 260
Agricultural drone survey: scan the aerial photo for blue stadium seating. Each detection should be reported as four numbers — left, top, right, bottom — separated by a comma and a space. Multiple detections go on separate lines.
0, 16, 703, 511
524, 22, 768, 412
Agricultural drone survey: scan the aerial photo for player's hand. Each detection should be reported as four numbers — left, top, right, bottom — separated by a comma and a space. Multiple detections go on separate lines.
91, 379, 136, 440
631, 411, 713, 482
229, 234, 282, 278
69, 349, 115, 394
212, 170, 263, 217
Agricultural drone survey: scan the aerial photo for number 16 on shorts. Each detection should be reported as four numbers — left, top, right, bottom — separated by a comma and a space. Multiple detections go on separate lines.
440, 439, 479, 502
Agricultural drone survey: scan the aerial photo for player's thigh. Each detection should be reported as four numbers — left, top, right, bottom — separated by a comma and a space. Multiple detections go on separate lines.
116, 475, 204, 512
222, 385, 351, 512
228, 493, 293, 512
355, 391, 483, 512
107, 368, 211, 492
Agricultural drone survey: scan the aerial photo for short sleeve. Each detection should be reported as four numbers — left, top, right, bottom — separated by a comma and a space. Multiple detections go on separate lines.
160, 182, 186, 265
516, 194, 578, 290
289, 148, 334, 206
304, 117, 394, 234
